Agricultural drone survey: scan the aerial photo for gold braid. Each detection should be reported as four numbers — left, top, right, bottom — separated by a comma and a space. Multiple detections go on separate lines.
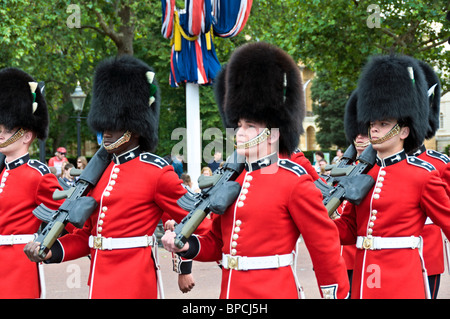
103, 131, 132, 151
0, 128, 26, 148
369, 123, 400, 145
235, 128, 271, 150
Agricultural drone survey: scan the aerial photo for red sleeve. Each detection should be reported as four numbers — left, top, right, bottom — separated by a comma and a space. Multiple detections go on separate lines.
58, 219, 93, 261
333, 201, 358, 245
289, 152, 320, 181
155, 166, 211, 235
438, 163, 450, 196
35, 173, 64, 210
191, 213, 224, 262
288, 175, 350, 299
420, 171, 450, 240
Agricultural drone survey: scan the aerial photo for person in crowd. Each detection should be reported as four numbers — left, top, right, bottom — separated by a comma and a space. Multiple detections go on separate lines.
48, 146, 68, 176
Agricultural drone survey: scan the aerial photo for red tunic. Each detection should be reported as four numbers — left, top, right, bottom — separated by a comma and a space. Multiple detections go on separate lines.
288, 149, 320, 181
335, 150, 450, 299
414, 146, 450, 276
55, 148, 206, 299
290, 151, 357, 271
336, 202, 357, 270
0, 154, 62, 298
185, 154, 350, 299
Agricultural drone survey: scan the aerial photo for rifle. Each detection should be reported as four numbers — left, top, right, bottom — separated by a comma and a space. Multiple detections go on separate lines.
32, 146, 112, 258
314, 144, 357, 198
174, 151, 245, 249
322, 144, 377, 217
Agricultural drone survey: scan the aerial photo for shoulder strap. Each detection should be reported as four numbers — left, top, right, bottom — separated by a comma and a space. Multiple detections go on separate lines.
426, 150, 450, 164
278, 158, 307, 177
27, 159, 51, 175
406, 156, 435, 172
140, 153, 170, 169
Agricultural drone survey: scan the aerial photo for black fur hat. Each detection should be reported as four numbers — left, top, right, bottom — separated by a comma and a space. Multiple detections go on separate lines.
344, 90, 367, 143
0, 68, 48, 139
216, 42, 305, 155
213, 64, 229, 130
416, 60, 441, 139
356, 54, 429, 153
88, 55, 160, 151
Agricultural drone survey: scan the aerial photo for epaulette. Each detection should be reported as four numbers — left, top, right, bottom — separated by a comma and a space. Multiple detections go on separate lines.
140, 153, 169, 169
27, 160, 51, 175
426, 150, 450, 164
406, 156, 435, 172
278, 159, 307, 177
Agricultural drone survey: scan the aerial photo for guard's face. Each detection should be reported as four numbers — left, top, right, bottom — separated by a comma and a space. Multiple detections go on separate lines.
0, 125, 15, 141
354, 134, 370, 155
369, 119, 409, 154
235, 119, 269, 159
0, 125, 22, 151
103, 130, 139, 155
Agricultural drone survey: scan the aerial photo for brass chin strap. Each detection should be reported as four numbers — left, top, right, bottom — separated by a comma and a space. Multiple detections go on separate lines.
103, 131, 132, 151
369, 123, 400, 145
354, 139, 371, 148
235, 128, 271, 150
0, 128, 26, 148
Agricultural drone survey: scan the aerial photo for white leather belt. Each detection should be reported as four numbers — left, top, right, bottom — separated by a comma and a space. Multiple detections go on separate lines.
356, 236, 421, 250
88, 235, 154, 250
0, 234, 35, 246
222, 253, 294, 271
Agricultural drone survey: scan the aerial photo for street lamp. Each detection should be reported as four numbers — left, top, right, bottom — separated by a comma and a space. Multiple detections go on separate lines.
70, 81, 86, 157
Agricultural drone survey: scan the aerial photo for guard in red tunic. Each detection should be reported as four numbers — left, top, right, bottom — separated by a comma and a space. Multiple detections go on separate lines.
334, 89, 370, 297
0, 68, 62, 298
335, 54, 450, 299
408, 60, 449, 298
24, 56, 208, 299
163, 42, 350, 299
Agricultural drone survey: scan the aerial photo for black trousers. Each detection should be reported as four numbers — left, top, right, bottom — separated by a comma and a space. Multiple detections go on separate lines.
428, 274, 441, 299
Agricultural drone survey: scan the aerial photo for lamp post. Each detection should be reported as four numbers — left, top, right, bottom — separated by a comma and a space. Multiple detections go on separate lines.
70, 81, 86, 158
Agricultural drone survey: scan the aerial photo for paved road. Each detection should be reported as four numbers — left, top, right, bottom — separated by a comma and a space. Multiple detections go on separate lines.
42, 238, 450, 299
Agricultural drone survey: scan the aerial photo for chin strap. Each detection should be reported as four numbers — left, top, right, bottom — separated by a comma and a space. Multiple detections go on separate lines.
103, 131, 132, 151
354, 139, 371, 148
369, 124, 400, 145
0, 128, 26, 148
235, 128, 271, 150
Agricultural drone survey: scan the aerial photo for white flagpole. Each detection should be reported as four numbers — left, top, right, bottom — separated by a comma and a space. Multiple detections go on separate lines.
186, 82, 202, 185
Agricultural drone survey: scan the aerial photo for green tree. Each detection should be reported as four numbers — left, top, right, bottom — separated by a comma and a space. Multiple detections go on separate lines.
311, 71, 354, 149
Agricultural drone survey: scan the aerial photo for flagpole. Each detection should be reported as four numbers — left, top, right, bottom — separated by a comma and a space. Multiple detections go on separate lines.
186, 82, 202, 185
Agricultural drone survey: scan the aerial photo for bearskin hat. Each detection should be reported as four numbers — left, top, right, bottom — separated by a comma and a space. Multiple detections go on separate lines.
344, 90, 367, 143
0, 68, 48, 139
416, 60, 441, 139
214, 42, 305, 155
213, 64, 229, 130
356, 54, 430, 153
88, 55, 160, 152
